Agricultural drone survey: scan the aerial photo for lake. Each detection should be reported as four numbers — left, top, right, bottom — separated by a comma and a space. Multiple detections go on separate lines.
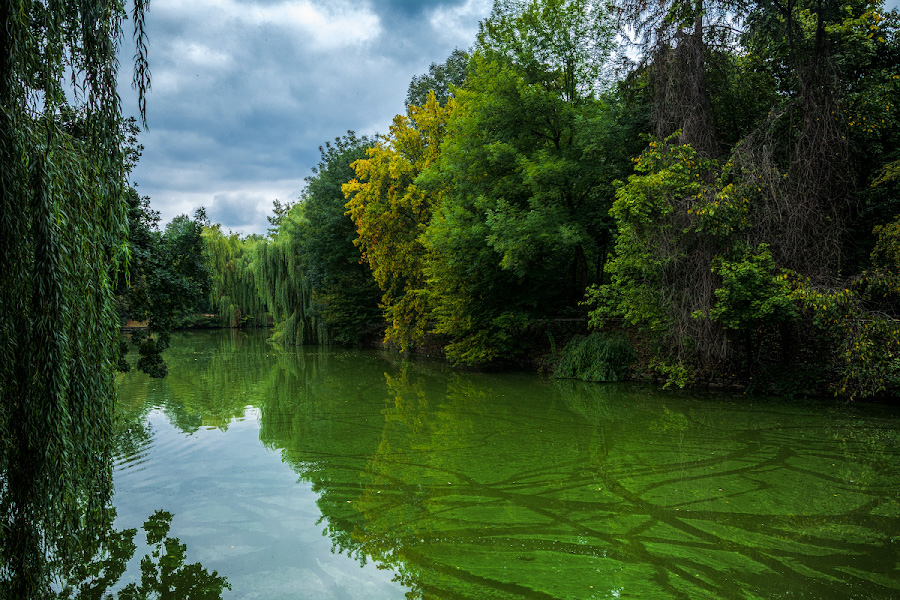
112, 328, 900, 599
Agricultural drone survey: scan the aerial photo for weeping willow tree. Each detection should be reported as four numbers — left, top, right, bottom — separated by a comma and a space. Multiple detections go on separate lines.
202, 226, 268, 328
251, 208, 327, 346
0, 0, 149, 596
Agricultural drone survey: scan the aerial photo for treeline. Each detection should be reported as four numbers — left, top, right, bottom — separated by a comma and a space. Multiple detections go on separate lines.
143, 0, 899, 399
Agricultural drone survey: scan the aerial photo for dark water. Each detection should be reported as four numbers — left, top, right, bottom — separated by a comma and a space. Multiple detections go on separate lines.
113, 329, 900, 599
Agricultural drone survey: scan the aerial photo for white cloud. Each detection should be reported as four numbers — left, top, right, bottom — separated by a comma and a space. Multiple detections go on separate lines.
152, 178, 307, 236
252, 1, 382, 49
176, 42, 233, 69
154, 0, 381, 50
426, 0, 491, 45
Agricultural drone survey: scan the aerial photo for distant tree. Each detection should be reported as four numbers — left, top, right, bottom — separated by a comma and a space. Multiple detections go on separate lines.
406, 48, 470, 108
267, 198, 295, 233
250, 207, 322, 346
117, 198, 211, 377
202, 226, 267, 329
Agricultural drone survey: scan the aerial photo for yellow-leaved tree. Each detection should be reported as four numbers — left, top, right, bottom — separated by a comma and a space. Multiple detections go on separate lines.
343, 92, 453, 351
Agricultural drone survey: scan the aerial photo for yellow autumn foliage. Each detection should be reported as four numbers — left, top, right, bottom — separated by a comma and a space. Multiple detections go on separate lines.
343, 92, 454, 350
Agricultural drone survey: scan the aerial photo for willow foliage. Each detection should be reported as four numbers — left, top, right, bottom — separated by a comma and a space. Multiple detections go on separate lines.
202, 226, 267, 328
0, 1, 149, 596
251, 210, 326, 346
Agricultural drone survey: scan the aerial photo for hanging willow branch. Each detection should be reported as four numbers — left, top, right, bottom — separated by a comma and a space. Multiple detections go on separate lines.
251, 212, 328, 346
0, 1, 150, 596
203, 227, 268, 328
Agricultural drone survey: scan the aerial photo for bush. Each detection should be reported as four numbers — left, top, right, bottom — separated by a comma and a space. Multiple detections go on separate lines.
554, 332, 636, 382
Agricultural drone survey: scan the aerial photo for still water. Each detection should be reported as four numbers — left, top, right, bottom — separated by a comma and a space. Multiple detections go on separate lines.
113, 329, 900, 599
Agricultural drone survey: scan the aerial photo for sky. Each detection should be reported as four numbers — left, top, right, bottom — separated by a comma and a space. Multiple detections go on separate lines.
119, 0, 493, 235
120, 0, 900, 236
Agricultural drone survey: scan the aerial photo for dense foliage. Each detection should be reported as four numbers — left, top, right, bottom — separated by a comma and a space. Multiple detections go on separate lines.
116, 192, 211, 377
4, 4, 897, 588
211, 0, 898, 399
0, 0, 149, 595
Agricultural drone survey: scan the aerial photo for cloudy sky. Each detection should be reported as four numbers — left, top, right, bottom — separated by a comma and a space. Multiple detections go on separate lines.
120, 0, 900, 235
119, 0, 493, 235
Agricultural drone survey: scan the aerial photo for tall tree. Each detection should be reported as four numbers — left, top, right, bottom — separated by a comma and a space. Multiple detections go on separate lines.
0, 0, 150, 596
616, 0, 739, 156
737, 0, 898, 280
416, 0, 624, 364
343, 94, 453, 351
300, 133, 381, 344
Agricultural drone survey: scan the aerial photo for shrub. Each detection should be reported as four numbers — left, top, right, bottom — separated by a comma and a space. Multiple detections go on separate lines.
554, 332, 636, 382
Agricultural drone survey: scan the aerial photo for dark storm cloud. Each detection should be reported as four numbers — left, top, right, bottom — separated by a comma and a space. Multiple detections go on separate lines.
121, 0, 491, 234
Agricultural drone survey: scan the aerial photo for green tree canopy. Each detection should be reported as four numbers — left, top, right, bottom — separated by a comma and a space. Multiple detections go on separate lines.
343, 94, 454, 351
417, 0, 628, 363
406, 48, 471, 108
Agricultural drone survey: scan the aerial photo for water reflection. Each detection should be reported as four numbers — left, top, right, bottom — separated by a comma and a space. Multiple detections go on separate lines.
54, 509, 229, 599
116, 330, 900, 599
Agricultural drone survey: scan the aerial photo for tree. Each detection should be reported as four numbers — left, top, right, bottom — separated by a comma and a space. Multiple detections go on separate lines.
116, 200, 211, 377
406, 48, 470, 108
480, 0, 613, 103
299, 133, 381, 344
586, 137, 741, 382
202, 226, 267, 329
0, 0, 150, 595
615, 0, 739, 157
343, 93, 453, 351
250, 210, 322, 346
266, 199, 296, 237
416, 0, 624, 363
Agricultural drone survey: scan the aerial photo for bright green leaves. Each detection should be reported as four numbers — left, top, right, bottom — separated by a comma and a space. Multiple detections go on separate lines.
341, 1, 621, 364
478, 0, 614, 102
592, 138, 720, 328
707, 245, 798, 331
588, 136, 753, 383
420, 57, 619, 362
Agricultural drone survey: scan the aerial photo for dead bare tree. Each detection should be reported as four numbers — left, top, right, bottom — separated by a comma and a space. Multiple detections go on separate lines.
616, 0, 740, 158
733, 0, 852, 282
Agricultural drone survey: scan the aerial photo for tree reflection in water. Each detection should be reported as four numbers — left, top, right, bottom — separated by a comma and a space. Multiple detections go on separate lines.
260, 361, 900, 599
53, 509, 230, 600
117, 330, 900, 600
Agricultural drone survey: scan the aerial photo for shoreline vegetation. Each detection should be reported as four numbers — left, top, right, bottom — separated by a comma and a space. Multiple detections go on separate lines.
5, 0, 900, 595
118, 1, 900, 402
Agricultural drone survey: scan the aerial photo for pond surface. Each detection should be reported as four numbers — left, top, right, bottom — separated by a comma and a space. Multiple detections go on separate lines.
113, 329, 900, 599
